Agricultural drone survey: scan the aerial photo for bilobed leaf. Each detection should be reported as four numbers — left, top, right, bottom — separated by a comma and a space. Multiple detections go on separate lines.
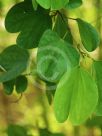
0, 45, 29, 82
94, 61, 102, 115
37, 30, 79, 83
3, 79, 15, 95
36, 0, 68, 10
5, 1, 52, 49
15, 75, 28, 93
54, 67, 98, 125
65, 0, 82, 9
54, 14, 73, 44
76, 19, 100, 51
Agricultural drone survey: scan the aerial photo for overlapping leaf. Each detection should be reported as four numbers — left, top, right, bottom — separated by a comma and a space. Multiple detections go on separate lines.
0, 45, 29, 82
3, 75, 28, 95
54, 14, 73, 44
37, 29, 79, 83
36, 0, 68, 10
54, 67, 98, 125
5, 1, 52, 49
65, 0, 82, 9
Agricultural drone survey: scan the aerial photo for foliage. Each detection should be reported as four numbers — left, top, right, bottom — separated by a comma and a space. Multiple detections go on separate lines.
0, 0, 102, 128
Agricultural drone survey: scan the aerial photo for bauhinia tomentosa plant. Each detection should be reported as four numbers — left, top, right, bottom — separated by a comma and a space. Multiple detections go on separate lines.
0, 0, 102, 125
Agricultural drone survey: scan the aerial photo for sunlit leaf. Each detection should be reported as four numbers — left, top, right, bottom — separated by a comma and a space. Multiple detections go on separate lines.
54, 67, 98, 125
36, 0, 68, 10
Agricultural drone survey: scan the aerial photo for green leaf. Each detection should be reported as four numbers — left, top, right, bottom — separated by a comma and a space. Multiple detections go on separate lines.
76, 19, 100, 51
65, 0, 82, 9
36, 0, 68, 10
5, 1, 52, 49
0, 45, 29, 82
3, 79, 15, 95
54, 67, 98, 125
7, 124, 28, 136
54, 14, 73, 44
94, 61, 102, 115
37, 29, 79, 83
15, 75, 28, 93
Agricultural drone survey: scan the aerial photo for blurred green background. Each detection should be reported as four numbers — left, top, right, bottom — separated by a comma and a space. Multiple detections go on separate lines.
0, 0, 102, 136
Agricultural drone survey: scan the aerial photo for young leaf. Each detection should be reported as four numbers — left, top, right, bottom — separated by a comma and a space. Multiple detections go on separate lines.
15, 75, 28, 93
65, 0, 82, 9
94, 61, 102, 115
0, 45, 29, 82
3, 79, 15, 95
54, 67, 98, 125
76, 19, 100, 51
36, 0, 68, 10
5, 1, 52, 49
37, 29, 79, 83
